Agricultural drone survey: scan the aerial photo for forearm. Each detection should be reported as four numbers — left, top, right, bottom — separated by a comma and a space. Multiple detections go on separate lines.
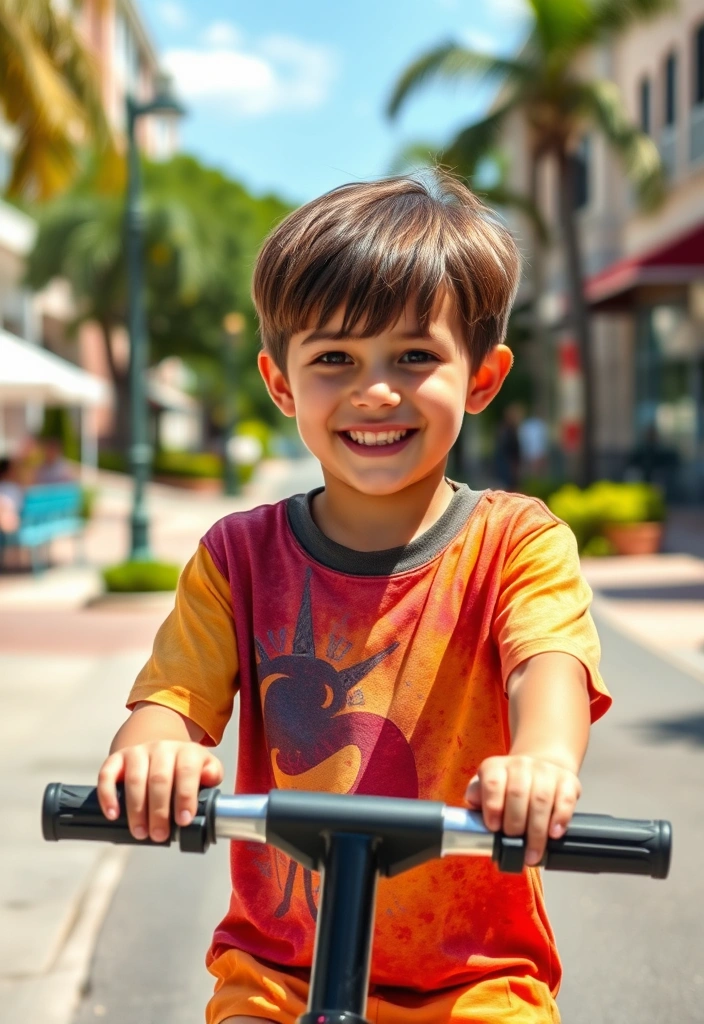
507, 652, 590, 774
109, 701, 205, 753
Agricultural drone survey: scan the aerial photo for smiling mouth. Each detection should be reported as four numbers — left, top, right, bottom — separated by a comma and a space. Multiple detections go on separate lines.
342, 429, 416, 447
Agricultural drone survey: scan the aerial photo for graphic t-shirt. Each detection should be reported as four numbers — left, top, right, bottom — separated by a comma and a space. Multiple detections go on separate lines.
128, 485, 610, 995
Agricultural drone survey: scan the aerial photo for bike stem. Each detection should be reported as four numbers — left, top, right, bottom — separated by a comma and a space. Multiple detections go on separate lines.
297, 832, 379, 1024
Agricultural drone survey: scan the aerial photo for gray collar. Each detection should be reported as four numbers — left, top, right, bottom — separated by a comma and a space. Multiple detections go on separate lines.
286, 483, 485, 576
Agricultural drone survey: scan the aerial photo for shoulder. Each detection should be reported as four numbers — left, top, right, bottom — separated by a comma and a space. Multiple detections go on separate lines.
201, 496, 293, 576
476, 489, 569, 555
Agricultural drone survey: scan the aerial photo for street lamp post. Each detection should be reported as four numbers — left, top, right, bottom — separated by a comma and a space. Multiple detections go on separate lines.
125, 75, 184, 560
222, 312, 246, 497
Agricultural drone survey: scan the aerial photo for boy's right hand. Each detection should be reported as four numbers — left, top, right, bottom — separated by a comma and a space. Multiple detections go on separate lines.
97, 741, 224, 842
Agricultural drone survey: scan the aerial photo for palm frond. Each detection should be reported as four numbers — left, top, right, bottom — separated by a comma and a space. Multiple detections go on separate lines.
440, 99, 520, 176
577, 79, 665, 210
387, 42, 532, 119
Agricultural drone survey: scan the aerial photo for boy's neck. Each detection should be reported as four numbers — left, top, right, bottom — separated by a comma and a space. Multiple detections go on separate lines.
310, 466, 455, 552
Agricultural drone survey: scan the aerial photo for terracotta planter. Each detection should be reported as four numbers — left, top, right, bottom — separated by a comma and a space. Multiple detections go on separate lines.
603, 521, 665, 556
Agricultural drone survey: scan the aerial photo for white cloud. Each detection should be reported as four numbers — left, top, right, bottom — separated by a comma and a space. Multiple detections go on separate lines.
163, 25, 338, 117
201, 21, 242, 49
157, 1, 189, 30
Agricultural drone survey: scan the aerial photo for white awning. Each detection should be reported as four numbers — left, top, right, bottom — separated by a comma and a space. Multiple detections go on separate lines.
0, 328, 109, 407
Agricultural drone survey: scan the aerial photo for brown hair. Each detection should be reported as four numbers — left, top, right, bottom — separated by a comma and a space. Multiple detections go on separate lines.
252, 171, 521, 371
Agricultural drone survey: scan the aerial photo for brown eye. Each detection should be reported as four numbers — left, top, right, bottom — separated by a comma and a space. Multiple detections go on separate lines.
400, 350, 436, 364
315, 351, 352, 364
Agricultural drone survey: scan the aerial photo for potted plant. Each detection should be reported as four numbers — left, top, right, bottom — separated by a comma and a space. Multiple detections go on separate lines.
548, 482, 666, 556
592, 482, 666, 556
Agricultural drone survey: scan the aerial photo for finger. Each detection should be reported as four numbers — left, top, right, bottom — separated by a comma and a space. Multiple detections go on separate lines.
200, 753, 225, 787
479, 760, 508, 833
173, 747, 208, 827
548, 775, 581, 841
97, 752, 125, 820
123, 747, 150, 840
147, 745, 178, 842
525, 773, 557, 866
502, 759, 532, 838
465, 775, 481, 809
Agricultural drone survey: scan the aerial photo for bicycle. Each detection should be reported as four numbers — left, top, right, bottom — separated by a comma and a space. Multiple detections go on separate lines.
42, 784, 672, 1024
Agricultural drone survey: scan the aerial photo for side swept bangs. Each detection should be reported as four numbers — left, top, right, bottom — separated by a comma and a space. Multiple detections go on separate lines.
252, 172, 521, 371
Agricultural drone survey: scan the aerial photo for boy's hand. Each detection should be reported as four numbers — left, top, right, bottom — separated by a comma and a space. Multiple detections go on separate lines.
465, 754, 582, 867
97, 741, 224, 842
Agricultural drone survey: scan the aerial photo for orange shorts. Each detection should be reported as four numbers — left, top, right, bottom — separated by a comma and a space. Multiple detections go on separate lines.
206, 949, 560, 1023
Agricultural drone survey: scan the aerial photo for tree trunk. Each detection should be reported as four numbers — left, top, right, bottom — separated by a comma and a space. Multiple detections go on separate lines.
556, 147, 596, 486
99, 319, 131, 456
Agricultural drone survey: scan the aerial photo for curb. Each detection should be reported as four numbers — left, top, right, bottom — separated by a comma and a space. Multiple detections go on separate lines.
0, 847, 129, 1024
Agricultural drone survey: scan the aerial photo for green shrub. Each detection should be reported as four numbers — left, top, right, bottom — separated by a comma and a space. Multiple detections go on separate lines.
235, 418, 274, 459
79, 485, 98, 521
153, 451, 223, 479
98, 450, 127, 473
102, 560, 181, 592
581, 534, 616, 558
548, 481, 666, 552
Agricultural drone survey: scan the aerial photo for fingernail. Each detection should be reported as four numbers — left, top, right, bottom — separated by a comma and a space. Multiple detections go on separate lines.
178, 810, 192, 826
133, 826, 147, 840
551, 824, 565, 838
526, 849, 541, 866
106, 807, 118, 820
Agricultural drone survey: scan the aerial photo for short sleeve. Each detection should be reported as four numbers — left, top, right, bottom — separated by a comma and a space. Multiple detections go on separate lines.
127, 543, 238, 745
492, 518, 611, 722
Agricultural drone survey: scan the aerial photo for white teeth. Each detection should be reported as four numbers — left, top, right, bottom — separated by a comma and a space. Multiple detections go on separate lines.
346, 429, 409, 446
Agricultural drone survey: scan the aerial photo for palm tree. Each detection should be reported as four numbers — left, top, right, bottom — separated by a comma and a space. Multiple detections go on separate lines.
388, 0, 673, 484
0, 0, 110, 199
25, 178, 218, 451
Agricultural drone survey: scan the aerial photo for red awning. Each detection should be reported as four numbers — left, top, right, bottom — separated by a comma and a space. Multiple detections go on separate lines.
585, 221, 704, 309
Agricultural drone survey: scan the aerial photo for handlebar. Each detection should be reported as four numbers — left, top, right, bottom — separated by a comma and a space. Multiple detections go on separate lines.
42, 783, 671, 879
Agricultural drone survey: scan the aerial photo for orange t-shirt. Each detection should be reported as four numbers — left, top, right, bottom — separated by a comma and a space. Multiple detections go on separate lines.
129, 485, 610, 996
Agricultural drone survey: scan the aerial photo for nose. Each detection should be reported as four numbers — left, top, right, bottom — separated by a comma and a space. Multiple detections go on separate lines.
350, 374, 401, 410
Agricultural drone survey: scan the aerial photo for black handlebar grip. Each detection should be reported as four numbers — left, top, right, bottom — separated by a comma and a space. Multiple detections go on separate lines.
42, 783, 220, 852
42, 782, 175, 847
542, 813, 672, 878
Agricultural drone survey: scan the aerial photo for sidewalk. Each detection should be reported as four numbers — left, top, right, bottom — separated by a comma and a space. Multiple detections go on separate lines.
0, 458, 322, 1024
0, 468, 700, 1024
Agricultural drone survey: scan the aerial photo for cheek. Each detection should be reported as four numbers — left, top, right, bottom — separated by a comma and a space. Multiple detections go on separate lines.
415, 374, 468, 429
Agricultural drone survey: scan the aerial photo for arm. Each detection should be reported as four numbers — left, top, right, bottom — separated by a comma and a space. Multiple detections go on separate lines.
466, 651, 591, 866
97, 701, 224, 843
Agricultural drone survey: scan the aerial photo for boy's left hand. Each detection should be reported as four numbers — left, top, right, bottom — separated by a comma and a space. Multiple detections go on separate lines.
465, 754, 582, 867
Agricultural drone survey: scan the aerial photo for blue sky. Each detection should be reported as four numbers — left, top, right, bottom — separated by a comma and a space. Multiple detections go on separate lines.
139, 0, 529, 205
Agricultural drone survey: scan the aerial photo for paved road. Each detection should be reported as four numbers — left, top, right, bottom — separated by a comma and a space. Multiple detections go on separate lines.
70, 612, 703, 1024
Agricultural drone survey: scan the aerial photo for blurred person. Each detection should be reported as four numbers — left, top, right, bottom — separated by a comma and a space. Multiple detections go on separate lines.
94, 174, 608, 1024
35, 437, 76, 484
494, 402, 522, 490
0, 457, 24, 533
519, 410, 549, 478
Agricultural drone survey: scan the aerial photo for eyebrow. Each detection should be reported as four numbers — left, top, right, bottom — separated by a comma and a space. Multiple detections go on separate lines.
301, 328, 433, 345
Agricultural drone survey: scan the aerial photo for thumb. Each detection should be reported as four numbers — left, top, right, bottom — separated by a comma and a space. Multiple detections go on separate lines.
465, 775, 481, 809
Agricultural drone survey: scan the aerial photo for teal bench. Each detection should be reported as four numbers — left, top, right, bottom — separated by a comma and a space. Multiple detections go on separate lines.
0, 483, 84, 573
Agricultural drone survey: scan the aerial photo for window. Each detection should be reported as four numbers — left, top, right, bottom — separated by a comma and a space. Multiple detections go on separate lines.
640, 77, 651, 134
664, 52, 677, 126
695, 24, 704, 105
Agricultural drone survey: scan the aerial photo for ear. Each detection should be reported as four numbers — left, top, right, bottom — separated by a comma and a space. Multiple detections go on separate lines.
258, 351, 296, 418
465, 344, 513, 414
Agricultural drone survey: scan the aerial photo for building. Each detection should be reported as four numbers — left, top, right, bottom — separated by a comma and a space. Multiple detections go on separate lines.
501, 0, 704, 501
0, 0, 188, 459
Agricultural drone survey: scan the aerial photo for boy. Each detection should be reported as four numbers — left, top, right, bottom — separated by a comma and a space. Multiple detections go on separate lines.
97, 173, 610, 1023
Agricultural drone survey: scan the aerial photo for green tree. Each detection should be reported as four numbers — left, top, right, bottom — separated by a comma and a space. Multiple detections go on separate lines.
388, 0, 672, 484
0, 0, 110, 199
25, 155, 291, 450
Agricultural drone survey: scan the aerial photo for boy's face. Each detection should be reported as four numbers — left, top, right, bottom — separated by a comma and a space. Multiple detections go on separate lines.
259, 291, 511, 497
